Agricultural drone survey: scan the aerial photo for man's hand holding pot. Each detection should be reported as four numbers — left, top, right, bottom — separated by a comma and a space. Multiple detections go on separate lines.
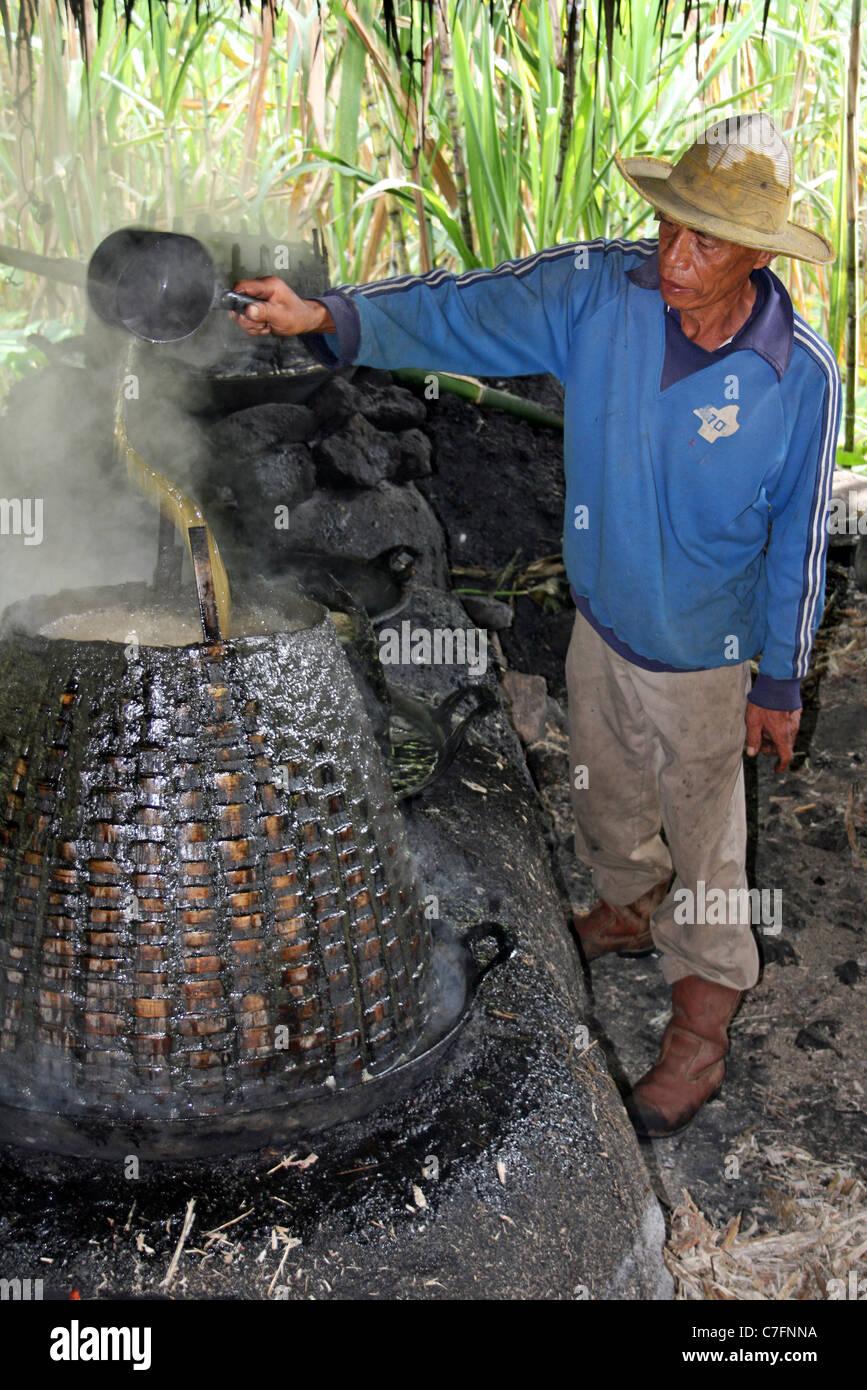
230, 277, 336, 338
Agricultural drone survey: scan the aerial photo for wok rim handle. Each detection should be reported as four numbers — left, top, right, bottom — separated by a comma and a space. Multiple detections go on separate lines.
462, 920, 514, 986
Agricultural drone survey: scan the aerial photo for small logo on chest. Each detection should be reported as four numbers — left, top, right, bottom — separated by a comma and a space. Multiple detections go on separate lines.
693, 403, 740, 443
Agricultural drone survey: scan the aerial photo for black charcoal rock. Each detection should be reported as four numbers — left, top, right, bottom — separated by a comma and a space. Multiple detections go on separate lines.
396, 428, 433, 480
210, 402, 318, 457
795, 1019, 841, 1052
358, 385, 427, 432
272, 482, 449, 587
835, 959, 862, 986
232, 444, 316, 527
804, 823, 849, 853
308, 373, 361, 431
352, 366, 394, 390
314, 412, 401, 487
761, 937, 800, 967
461, 594, 514, 631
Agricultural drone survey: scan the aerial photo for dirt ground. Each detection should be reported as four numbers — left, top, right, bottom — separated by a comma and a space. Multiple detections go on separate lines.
415, 369, 867, 1292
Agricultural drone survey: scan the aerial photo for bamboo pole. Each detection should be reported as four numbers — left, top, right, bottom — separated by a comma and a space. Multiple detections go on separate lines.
392, 368, 565, 429
0, 242, 87, 284
844, 0, 861, 452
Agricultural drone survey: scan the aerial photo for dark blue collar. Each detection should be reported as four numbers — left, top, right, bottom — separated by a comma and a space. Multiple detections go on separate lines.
626, 246, 794, 380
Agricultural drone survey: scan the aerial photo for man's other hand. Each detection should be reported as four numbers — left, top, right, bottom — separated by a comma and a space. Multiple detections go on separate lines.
745, 702, 801, 773
230, 278, 336, 338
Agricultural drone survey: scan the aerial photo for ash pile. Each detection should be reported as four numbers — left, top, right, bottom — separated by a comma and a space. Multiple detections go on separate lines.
0, 247, 671, 1299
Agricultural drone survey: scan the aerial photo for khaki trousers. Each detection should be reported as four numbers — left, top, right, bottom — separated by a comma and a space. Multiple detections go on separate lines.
565, 609, 760, 991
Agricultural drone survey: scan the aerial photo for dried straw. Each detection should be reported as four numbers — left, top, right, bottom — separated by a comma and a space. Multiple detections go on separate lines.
665, 1148, 867, 1301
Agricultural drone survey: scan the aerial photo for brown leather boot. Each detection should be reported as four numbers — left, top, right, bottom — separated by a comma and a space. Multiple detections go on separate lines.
572, 877, 671, 962
625, 975, 744, 1138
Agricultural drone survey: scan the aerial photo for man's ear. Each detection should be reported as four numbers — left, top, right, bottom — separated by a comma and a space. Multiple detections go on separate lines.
754, 250, 776, 270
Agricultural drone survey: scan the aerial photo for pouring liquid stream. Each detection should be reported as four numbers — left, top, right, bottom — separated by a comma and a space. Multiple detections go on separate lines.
113, 342, 232, 637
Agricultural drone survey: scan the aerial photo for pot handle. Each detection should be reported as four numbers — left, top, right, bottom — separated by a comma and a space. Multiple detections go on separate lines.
462, 920, 513, 986
217, 287, 265, 314
394, 683, 497, 801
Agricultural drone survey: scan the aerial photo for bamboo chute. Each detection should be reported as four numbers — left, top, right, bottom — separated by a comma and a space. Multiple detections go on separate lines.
113, 345, 232, 638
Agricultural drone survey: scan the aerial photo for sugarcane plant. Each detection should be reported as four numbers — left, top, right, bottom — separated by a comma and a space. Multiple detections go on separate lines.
0, 0, 863, 445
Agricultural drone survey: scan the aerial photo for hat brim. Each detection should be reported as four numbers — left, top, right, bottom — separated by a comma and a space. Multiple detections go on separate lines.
614, 150, 835, 265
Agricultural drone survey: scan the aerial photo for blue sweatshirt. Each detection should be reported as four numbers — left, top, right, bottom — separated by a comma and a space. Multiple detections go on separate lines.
302, 238, 841, 710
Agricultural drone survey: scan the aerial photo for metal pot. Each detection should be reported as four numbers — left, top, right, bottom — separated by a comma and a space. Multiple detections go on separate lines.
87, 228, 261, 343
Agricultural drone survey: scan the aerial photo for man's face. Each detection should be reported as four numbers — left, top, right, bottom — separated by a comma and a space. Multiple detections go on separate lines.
655, 213, 774, 313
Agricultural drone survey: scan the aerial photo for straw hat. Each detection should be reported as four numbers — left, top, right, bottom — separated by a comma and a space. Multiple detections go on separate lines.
614, 113, 834, 264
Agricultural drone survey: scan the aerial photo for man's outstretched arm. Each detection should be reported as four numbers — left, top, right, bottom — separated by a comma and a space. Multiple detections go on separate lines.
231, 241, 639, 384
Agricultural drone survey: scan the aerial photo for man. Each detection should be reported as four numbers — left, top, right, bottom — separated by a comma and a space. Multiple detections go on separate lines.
233, 113, 840, 1138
